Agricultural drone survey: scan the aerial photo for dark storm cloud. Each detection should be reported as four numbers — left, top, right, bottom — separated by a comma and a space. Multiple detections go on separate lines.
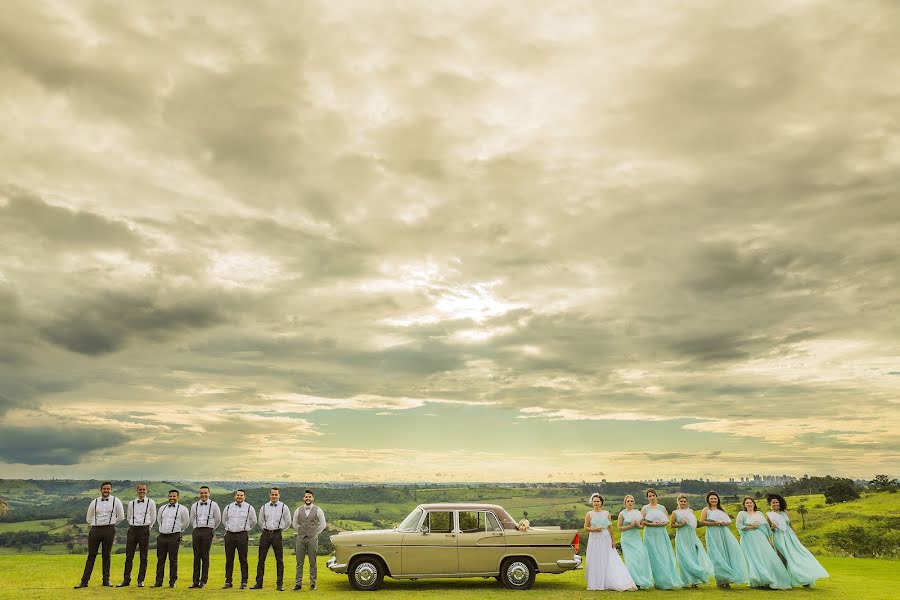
40, 290, 229, 355
0, 192, 141, 251
0, 423, 133, 465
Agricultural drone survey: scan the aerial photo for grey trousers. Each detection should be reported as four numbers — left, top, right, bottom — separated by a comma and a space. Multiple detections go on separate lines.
294, 537, 318, 585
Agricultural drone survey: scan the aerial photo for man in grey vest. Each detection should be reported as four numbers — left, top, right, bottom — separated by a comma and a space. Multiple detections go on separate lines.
291, 489, 326, 591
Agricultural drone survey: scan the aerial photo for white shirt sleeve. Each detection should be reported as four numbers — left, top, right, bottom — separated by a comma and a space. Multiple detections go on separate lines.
279, 504, 291, 531
114, 498, 125, 525
85, 499, 97, 525
211, 502, 222, 529
316, 507, 327, 535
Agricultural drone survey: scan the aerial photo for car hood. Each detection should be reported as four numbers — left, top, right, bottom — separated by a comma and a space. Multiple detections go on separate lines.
331, 528, 404, 545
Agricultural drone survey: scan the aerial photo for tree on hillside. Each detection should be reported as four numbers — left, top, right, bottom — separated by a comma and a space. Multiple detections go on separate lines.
824, 480, 860, 504
0, 498, 8, 518
868, 475, 898, 492
796, 504, 809, 529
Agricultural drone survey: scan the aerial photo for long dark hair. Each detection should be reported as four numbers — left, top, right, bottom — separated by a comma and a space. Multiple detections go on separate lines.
765, 493, 787, 511
705, 491, 721, 508
742, 496, 758, 511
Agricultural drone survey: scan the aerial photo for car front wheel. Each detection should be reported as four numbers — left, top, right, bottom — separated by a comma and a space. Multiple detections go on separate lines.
500, 557, 536, 590
348, 557, 385, 591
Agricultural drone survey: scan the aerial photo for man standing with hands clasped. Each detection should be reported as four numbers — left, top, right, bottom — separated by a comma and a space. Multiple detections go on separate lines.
154, 489, 190, 588
74, 481, 125, 588
222, 490, 257, 589
292, 489, 327, 591
118, 482, 156, 587
252, 486, 291, 591
189, 485, 221, 588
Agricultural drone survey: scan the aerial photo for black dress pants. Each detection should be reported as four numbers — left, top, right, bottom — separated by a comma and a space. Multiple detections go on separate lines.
122, 525, 150, 584
80, 524, 116, 585
224, 531, 249, 584
255, 529, 284, 585
191, 527, 215, 584
155, 532, 181, 585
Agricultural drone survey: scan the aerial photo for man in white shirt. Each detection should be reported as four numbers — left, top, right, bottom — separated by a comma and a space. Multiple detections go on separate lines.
189, 485, 221, 588
153, 489, 190, 588
118, 482, 156, 587
74, 481, 125, 588
292, 489, 327, 591
222, 489, 257, 589
251, 486, 291, 591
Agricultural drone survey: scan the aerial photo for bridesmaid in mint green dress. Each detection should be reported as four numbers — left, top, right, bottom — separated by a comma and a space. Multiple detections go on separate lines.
617, 495, 654, 589
641, 489, 683, 589
736, 497, 791, 590
765, 494, 829, 587
700, 491, 748, 589
671, 494, 714, 587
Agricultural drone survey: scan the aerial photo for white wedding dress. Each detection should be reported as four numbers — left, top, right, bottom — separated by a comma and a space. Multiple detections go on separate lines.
585, 510, 638, 591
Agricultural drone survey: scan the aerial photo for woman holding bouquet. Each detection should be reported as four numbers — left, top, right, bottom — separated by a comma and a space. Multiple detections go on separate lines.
765, 493, 828, 587
617, 495, 653, 589
736, 497, 791, 589
670, 494, 714, 587
584, 493, 636, 591
640, 489, 682, 589
700, 491, 748, 589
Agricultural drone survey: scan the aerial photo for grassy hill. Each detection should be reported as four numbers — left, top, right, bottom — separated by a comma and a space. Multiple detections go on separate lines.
1, 480, 896, 560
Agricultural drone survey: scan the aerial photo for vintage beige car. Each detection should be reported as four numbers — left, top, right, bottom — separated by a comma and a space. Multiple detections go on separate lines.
326, 503, 581, 591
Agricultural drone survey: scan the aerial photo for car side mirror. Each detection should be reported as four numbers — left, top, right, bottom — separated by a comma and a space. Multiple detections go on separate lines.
420, 526, 429, 535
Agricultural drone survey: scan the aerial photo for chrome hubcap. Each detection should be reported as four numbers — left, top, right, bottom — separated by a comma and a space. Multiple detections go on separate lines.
506, 561, 529, 585
355, 562, 377, 586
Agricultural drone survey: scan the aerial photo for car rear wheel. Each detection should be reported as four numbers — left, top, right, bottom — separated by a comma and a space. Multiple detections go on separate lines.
348, 557, 385, 591
500, 557, 536, 590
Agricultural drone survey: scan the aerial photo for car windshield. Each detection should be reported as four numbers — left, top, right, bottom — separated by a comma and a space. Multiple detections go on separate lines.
493, 507, 519, 530
397, 508, 424, 532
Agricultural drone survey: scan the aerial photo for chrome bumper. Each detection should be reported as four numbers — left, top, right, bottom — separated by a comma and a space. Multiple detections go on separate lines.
326, 556, 348, 574
557, 554, 582, 570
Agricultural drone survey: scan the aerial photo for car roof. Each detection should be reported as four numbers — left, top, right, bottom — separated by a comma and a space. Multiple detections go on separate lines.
417, 503, 507, 511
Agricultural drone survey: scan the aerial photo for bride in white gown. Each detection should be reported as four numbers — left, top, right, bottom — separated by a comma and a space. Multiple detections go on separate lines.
585, 493, 637, 591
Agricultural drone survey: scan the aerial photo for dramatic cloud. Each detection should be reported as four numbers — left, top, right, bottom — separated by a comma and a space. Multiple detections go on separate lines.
0, 1, 897, 480
0, 423, 133, 465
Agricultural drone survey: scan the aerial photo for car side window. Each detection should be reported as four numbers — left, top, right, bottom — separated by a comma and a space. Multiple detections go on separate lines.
459, 511, 486, 533
427, 511, 453, 533
486, 511, 503, 532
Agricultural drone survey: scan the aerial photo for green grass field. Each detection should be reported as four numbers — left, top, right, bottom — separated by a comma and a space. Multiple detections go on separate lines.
0, 519, 68, 533
0, 552, 894, 599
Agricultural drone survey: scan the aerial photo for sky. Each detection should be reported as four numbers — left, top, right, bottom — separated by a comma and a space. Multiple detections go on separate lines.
0, 1, 898, 483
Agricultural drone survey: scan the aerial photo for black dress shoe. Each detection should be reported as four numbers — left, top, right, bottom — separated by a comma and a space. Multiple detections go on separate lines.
102, 582, 112, 587
190, 583, 200, 588
240, 582, 248, 589
251, 582, 264, 589
222, 583, 233, 589
169, 582, 176, 588
310, 583, 316, 591
277, 584, 284, 591
199, 582, 206, 588
73, 583, 88, 589
116, 582, 130, 587
152, 582, 164, 588
292, 584, 302, 591
137, 582, 144, 587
